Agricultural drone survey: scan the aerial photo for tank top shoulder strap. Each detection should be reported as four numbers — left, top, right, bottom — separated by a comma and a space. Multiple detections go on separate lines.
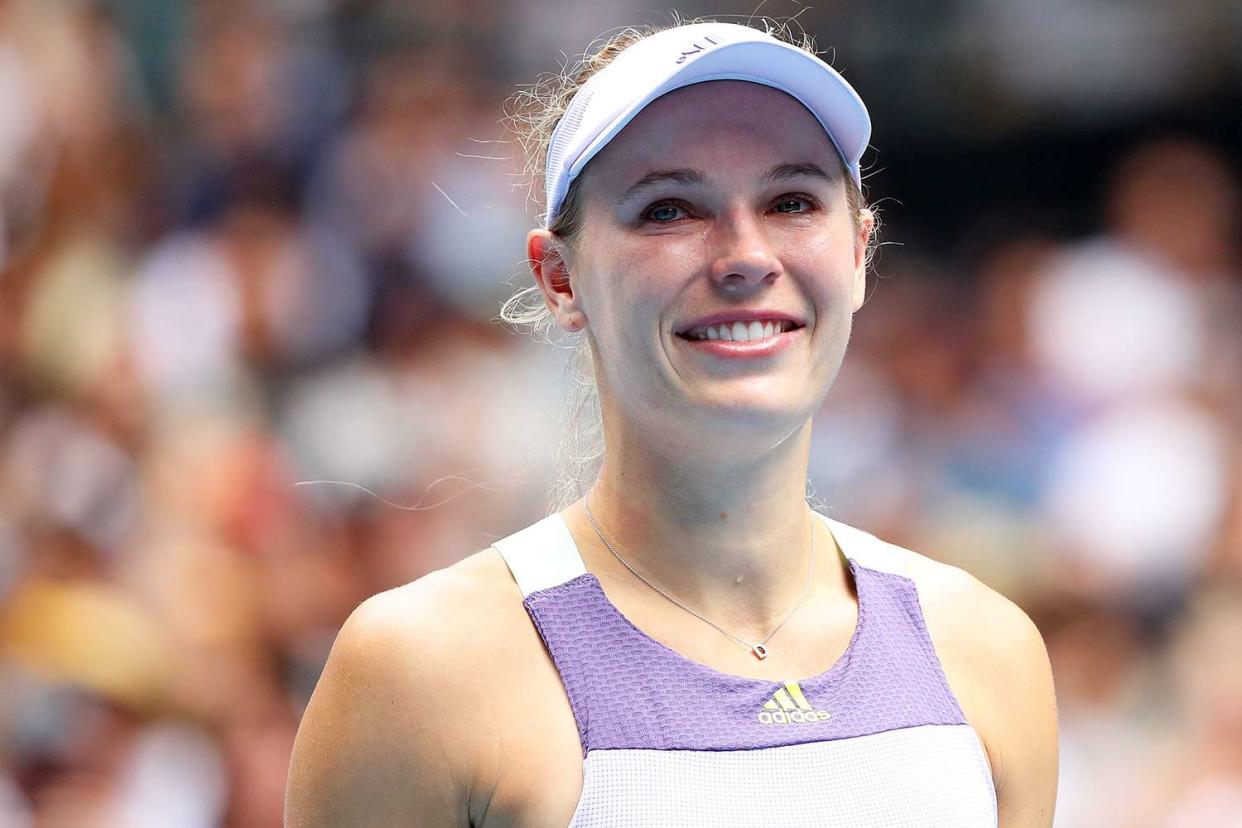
492, 513, 587, 598
815, 512, 904, 575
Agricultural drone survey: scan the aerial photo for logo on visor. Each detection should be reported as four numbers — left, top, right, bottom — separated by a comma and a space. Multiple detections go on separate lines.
675, 35, 719, 64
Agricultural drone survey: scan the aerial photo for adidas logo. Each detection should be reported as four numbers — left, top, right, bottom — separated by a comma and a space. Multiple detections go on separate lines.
757, 680, 831, 725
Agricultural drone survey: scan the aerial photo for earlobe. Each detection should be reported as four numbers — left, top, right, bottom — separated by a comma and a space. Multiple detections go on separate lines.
527, 229, 587, 332
851, 265, 867, 313
851, 209, 875, 312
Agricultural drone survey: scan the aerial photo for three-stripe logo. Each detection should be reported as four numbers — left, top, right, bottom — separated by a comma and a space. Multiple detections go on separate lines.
757, 680, 831, 725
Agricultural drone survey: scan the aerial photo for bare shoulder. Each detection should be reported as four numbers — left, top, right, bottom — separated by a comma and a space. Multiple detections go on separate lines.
855, 535, 1039, 659
285, 547, 529, 828
863, 535, 1059, 827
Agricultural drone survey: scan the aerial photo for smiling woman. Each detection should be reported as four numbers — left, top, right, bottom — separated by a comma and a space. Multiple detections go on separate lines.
285, 17, 1059, 828
503, 25, 874, 511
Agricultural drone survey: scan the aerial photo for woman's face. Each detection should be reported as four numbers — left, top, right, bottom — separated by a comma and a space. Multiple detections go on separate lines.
545, 80, 871, 451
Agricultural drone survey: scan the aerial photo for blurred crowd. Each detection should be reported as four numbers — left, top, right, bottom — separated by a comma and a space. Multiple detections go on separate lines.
0, 1, 1238, 826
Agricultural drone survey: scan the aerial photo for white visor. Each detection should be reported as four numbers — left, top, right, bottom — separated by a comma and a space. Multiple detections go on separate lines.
543, 21, 871, 226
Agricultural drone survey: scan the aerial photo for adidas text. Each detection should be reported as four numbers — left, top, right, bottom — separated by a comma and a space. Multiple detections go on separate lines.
757, 709, 831, 725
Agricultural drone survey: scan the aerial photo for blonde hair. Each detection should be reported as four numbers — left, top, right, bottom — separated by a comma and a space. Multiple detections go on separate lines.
499, 15, 874, 513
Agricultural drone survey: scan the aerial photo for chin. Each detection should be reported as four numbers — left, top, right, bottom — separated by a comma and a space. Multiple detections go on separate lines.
679, 393, 815, 439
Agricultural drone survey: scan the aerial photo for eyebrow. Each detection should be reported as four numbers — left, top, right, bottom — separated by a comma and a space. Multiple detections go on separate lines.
614, 162, 837, 206
615, 169, 704, 205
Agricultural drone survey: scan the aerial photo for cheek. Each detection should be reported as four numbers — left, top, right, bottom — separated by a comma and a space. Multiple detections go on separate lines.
592, 239, 698, 319
579, 267, 669, 360
789, 236, 859, 298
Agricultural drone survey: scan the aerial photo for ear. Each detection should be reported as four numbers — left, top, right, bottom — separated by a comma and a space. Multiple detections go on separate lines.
528, 229, 588, 332
850, 208, 875, 313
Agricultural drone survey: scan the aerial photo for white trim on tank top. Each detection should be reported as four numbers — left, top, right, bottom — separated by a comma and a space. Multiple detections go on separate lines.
493, 511, 903, 600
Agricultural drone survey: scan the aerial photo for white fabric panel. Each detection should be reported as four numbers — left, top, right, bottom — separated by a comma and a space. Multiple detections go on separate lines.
493, 514, 587, 597
570, 723, 997, 827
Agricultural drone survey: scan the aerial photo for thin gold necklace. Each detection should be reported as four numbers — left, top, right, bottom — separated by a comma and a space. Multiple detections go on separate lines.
583, 493, 815, 660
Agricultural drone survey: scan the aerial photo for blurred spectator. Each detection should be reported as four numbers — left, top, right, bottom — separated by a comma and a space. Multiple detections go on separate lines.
1022, 138, 1239, 614
1120, 585, 1242, 826
1042, 599, 1166, 828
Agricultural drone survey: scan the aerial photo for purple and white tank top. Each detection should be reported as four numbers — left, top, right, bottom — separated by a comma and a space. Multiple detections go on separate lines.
492, 512, 998, 827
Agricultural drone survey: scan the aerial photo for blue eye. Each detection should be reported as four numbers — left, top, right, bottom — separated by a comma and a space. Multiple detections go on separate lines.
644, 201, 687, 223
774, 196, 815, 213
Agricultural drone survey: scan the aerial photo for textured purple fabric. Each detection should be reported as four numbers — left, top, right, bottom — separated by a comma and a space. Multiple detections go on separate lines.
523, 559, 967, 756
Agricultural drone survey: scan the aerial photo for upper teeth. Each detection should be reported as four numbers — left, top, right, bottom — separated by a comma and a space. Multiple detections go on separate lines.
687, 320, 793, 341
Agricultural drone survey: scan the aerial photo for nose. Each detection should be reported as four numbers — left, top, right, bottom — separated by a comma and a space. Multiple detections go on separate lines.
708, 208, 782, 293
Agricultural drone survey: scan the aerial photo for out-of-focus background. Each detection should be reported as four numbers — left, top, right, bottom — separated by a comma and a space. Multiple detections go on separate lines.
0, 0, 1238, 825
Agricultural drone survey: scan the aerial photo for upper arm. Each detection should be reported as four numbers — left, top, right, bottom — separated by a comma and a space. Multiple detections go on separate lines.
961, 582, 1060, 828
284, 577, 474, 828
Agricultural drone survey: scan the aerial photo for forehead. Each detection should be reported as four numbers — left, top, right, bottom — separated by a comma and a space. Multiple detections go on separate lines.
580, 80, 842, 192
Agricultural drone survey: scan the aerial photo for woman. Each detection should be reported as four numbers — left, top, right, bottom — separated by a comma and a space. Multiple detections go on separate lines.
285, 19, 1059, 827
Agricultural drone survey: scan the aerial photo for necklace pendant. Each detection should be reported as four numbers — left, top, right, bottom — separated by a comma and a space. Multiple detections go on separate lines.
752, 643, 768, 660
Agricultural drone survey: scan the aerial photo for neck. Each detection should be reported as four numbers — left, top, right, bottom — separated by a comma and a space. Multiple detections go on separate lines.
572, 419, 840, 635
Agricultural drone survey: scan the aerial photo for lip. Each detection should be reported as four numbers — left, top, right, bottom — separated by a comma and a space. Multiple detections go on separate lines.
677, 325, 801, 358
675, 309, 806, 336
